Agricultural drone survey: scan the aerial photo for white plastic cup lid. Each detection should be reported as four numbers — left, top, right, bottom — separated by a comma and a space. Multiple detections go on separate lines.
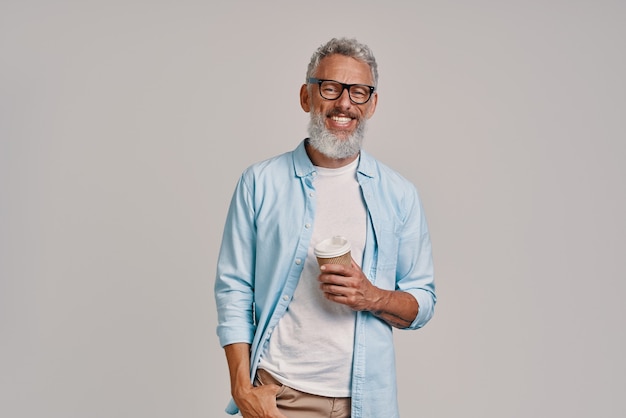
314, 236, 351, 258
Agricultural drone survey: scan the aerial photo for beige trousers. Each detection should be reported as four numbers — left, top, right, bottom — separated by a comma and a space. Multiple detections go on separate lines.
254, 369, 351, 418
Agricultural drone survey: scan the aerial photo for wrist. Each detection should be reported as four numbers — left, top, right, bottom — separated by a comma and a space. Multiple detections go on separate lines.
232, 381, 254, 398
368, 287, 390, 313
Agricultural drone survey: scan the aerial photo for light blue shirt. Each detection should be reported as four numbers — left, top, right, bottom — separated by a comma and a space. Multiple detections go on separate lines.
215, 140, 436, 418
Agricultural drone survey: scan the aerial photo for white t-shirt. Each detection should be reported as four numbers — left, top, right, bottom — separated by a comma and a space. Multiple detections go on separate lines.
258, 158, 367, 397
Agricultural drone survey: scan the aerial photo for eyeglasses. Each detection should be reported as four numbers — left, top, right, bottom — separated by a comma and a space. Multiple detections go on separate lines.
308, 78, 376, 105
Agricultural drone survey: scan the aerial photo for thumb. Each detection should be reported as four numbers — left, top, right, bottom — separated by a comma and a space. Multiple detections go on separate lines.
269, 383, 282, 395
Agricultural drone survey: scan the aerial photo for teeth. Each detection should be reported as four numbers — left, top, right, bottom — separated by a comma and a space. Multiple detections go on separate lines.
331, 116, 352, 123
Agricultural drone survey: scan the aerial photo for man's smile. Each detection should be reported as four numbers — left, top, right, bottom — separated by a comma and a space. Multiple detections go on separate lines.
330, 115, 353, 124
326, 110, 358, 132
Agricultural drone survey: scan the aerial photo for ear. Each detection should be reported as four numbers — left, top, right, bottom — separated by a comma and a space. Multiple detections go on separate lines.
365, 92, 378, 119
300, 84, 311, 113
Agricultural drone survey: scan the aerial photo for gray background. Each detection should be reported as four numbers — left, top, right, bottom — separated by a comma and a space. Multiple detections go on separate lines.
1, 1, 624, 417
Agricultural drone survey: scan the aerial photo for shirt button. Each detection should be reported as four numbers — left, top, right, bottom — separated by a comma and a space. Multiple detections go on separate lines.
295, 258, 302, 265
312, 172, 317, 177
309, 192, 314, 197
282, 295, 289, 301
305, 223, 311, 229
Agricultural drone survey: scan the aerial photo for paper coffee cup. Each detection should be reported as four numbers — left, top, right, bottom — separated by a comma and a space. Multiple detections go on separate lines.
314, 236, 352, 267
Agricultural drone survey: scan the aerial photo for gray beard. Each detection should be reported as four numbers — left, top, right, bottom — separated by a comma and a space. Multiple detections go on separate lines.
307, 112, 366, 159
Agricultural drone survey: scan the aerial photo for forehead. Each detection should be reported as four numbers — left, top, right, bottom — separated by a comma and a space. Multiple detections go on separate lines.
314, 54, 374, 85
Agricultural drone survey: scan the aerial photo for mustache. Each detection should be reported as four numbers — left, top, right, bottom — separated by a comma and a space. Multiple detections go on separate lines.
326, 108, 359, 120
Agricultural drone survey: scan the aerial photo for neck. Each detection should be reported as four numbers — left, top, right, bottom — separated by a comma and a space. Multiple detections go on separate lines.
304, 141, 359, 168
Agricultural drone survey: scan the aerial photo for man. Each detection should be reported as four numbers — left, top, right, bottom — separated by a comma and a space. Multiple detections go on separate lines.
215, 38, 436, 418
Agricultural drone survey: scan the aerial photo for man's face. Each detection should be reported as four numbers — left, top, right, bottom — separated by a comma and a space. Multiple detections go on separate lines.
300, 54, 378, 141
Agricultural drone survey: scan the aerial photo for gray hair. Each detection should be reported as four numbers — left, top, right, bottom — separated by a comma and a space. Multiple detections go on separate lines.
306, 38, 378, 86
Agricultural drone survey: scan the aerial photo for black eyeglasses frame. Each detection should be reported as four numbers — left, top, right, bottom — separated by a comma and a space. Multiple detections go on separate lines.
307, 77, 376, 104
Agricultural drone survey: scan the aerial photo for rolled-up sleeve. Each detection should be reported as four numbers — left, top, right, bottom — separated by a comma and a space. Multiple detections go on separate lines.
396, 186, 436, 330
215, 175, 257, 347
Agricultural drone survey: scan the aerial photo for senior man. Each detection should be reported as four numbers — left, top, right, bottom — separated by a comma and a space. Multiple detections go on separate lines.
215, 37, 436, 418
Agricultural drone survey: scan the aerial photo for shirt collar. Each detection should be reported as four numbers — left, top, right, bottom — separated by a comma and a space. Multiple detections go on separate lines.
292, 140, 316, 178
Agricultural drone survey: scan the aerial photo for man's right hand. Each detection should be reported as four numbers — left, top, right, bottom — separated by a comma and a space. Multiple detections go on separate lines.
224, 343, 287, 418
233, 383, 287, 418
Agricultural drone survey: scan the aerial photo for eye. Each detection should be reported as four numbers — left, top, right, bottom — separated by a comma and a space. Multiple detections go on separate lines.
320, 81, 341, 96
350, 85, 369, 99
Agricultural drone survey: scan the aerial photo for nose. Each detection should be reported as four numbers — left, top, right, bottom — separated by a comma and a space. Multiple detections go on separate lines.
335, 87, 353, 110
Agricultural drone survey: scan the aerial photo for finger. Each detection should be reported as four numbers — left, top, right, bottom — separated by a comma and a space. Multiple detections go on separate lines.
321, 282, 347, 295
319, 271, 353, 285
269, 383, 282, 395
324, 292, 354, 308
320, 263, 350, 275
256, 383, 281, 397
